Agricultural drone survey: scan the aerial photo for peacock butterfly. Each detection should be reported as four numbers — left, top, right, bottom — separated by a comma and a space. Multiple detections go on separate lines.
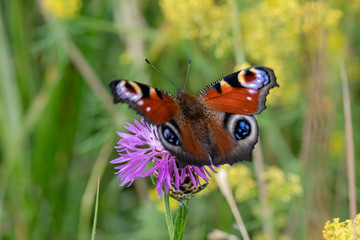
109, 64, 278, 168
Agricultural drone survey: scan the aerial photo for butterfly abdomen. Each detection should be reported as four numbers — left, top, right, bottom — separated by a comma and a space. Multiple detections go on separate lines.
175, 93, 234, 166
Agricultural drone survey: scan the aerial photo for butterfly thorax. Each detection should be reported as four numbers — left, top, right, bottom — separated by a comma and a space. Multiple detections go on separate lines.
176, 91, 228, 161
177, 92, 205, 119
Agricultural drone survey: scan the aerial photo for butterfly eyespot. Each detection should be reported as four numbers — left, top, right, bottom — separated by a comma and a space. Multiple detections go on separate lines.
234, 119, 251, 140
162, 127, 180, 146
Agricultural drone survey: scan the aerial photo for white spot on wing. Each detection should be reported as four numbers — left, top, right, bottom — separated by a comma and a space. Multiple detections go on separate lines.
115, 81, 144, 103
116, 84, 127, 95
137, 100, 144, 106
146, 107, 151, 112
246, 96, 252, 101
248, 89, 257, 94
130, 94, 141, 101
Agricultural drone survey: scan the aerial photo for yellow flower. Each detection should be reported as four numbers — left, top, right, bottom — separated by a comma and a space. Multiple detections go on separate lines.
196, 179, 218, 197
148, 189, 178, 212
329, 130, 346, 158
226, 165, 257, 203
265, 166, 303, 204
197, 165, 257, 202
301, 2, 342, 35
323, 214, 360, 240
160, 0, 232, 58
241, 0, 302, 108
234, 62, 251, 72
119, 52, 133, 66
241, 1, 343, 110
43, 0, 82, 19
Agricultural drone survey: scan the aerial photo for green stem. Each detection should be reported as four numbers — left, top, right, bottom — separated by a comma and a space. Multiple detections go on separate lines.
173, 200, 189, 240
162, 190, 174, 239
91, 177, 100, 240
162, 192, 190, 240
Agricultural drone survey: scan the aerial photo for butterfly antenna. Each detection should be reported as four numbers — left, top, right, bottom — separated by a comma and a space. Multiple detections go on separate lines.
144, 58, 180, 92
183, 58, 191, 92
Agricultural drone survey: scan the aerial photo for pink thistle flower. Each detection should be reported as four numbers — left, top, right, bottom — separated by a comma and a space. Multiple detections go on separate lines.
111, 117, 216, 198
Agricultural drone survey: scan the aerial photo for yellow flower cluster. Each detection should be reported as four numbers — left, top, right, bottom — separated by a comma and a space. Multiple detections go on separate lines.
234, 62, 251, 72
43, 0, 82, 19
195, 178, 217, 198
198, 165, 302, 207
323, 214, 360, 240
159, 0, 232, 58
149, 189, 178, 212
227, 165, 257, 203
265, 166, 302, 204
196, 165, 256, 201
242, 0, 343, 109
241, 0, 302, 108
254, 166, 302, 230
196, 164, 302, 235
301, 2, 342, 36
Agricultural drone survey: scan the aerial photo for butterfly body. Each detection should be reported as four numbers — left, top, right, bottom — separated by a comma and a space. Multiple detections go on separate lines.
110, 66, 278, 167
171, 92, 233, 165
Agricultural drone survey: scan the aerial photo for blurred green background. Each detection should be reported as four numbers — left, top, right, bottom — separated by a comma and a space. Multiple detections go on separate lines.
0, 0, 359, 239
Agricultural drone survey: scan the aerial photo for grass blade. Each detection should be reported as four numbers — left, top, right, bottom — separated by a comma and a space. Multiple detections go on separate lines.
339, 59, 357, 220
91, 177, 101, 240
216, 169, 250, 240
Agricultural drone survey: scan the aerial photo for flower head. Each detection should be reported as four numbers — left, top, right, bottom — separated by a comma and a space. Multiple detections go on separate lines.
159, 0, 232, 58
111, 117, 216, 198
43, 0, 82, 19
323, 214, 360, 240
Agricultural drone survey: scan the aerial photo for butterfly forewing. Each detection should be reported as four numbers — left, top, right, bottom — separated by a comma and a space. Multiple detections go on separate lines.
109, 80, 179, 124
197, 67, 278, 115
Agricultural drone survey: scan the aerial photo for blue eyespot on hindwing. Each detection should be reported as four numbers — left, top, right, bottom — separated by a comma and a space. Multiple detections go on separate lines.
162, 126, 180, 146
234, 119, 251, 140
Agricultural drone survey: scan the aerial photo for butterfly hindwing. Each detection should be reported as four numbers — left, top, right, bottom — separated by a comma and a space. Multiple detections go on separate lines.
109, 80, 178, 124
213, 113, 259, 165
197, 66, 278, 115
157, 111, 259, 167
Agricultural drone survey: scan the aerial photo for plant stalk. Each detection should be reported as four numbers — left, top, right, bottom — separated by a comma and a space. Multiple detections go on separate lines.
162, 190, 174, 239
